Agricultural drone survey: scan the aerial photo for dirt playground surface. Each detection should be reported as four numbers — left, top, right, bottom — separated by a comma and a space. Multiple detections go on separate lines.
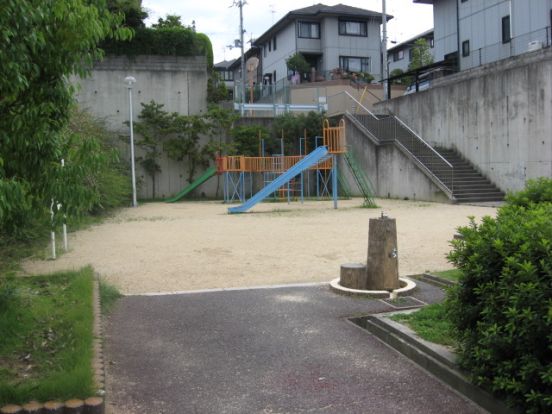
22, 199, 497, 295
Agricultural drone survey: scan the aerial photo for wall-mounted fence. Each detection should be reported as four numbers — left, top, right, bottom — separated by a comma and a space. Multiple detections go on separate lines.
463, 26, 551, 70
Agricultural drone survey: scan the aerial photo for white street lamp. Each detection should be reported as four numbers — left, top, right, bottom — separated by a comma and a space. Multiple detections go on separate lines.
125, 75, 138, 207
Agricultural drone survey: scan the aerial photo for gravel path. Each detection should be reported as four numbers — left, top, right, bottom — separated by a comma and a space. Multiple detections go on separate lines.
22, 198, 496, 294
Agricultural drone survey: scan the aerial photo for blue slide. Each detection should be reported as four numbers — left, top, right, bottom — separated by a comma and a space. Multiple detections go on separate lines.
228, 146, 329, 214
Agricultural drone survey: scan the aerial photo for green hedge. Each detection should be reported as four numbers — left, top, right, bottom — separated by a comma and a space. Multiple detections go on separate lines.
101, 27, 212, 65
447, 178, 552, 413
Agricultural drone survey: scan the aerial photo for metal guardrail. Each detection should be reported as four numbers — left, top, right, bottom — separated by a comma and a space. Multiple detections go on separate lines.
233, 102, 327, 117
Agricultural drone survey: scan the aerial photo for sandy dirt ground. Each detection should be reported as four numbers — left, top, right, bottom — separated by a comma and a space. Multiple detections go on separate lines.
22, 199, 497, 295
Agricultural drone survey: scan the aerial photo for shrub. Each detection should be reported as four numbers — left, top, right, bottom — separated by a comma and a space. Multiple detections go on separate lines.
505, 177, 552, 208
447, 193, 552, 413
230, 125, 270, 156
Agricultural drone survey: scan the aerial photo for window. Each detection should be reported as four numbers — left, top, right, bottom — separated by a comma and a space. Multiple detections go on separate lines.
273, 36, 277, 51
409, 49, 414, 61
298, 21, 320, 38
224, 71, 233, 81
502, 15, 511, 43
393, 50, 404, 62
339, 56, 371, 73
263, 45, 267, 57
338, 20, 367, 36
429, 38, 434, 48
462, 40, 470, 57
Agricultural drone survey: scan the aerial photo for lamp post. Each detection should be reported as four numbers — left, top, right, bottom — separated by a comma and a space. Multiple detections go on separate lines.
382, 0, 389, 100
125, 75, 138, 207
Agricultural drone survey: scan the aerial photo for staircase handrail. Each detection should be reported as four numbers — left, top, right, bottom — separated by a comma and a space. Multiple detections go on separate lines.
344, 112, 381, 145
391, 114, 454, 170
326, 91, 379, 119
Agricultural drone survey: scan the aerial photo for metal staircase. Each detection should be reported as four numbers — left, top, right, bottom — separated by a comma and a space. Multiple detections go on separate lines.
343, 151, 377, 207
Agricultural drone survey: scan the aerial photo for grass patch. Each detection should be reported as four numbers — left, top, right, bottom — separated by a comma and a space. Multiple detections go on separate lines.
430, 269, 463, 282
390, 303, 457, 347
0, 267, 95, 405
99, 281, 122, 314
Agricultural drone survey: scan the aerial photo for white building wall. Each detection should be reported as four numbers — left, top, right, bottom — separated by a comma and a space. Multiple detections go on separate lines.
433, 0, 552, 69
321, 17, 382, 79
261, 23, 296, 83
433, 0, 459, 61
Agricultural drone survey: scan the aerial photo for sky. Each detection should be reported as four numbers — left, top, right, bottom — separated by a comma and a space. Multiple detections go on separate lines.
141, 0, 434, 63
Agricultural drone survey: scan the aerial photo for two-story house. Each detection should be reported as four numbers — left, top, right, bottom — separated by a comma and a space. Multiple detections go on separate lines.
214, 59, 236, 100
415, 0, 552, 70
253, 3, 391, 85
387, 30, 435, 74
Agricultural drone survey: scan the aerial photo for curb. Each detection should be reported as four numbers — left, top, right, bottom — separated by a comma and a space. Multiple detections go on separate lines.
350, 313, 519, 414
410, 273, 457, 288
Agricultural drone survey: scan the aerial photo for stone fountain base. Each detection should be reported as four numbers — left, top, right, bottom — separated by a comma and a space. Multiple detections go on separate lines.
329, 277, 416, 298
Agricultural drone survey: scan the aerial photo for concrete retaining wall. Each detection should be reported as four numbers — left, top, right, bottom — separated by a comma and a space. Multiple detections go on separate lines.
74, 55, 218, 200
374, 47, 552, 192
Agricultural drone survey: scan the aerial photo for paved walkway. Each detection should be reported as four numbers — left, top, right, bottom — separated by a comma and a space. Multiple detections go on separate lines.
104, 282, 484, 414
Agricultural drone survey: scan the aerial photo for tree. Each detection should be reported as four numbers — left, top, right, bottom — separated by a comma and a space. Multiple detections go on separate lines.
133, 102, 173, 199
206, 106, 238, 197
389, 68, 407, 85
286, 53, 311, 76
408, 38, 434, 71
108, 0, 148, 29
230, 126, 270, 157
0, 0, 130, 238
152, 15, 185, 29
164, 115, 210, 184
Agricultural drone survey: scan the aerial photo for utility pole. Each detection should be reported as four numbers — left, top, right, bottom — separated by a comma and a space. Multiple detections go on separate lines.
382, 0, 389, 100
232, 1, 247, 115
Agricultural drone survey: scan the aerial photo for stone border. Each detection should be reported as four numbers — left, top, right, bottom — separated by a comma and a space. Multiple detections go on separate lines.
1, 279, 105, 414
329, 276, 416, 298
349, 312, 520, 414
410, 273, 457, 288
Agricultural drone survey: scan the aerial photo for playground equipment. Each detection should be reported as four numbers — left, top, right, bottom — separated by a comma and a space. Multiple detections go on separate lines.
218, 119, 348, 214
164, 118, 376, 209
165, 166, 217, 203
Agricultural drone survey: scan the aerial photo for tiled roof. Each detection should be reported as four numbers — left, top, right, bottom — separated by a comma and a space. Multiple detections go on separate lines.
254, 3, 391, 45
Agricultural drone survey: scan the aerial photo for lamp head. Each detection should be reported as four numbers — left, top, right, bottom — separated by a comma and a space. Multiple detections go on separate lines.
124, 76, 136, 87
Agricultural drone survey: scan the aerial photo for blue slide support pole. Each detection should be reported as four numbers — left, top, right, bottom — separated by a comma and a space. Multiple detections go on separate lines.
240, 171, 245, 202
223, 172, 228, 203
332, 154, 338, 209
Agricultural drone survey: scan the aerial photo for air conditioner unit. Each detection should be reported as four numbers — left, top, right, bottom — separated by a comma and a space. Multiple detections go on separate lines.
528, 40, 543, 51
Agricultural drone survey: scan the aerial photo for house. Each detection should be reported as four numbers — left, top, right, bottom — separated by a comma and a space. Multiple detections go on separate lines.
227, 47, 263, 102
214, 59, 236, 100
252, 3, 392, 85
387, 29, 434, 74
414, 0, 552, 70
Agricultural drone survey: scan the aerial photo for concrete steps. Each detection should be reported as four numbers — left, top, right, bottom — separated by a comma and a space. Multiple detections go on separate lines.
351, 113, 504, 203
435, 147, 505, 203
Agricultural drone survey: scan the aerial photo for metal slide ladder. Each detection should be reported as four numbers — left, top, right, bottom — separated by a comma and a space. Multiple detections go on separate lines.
344, 151, 377, 207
